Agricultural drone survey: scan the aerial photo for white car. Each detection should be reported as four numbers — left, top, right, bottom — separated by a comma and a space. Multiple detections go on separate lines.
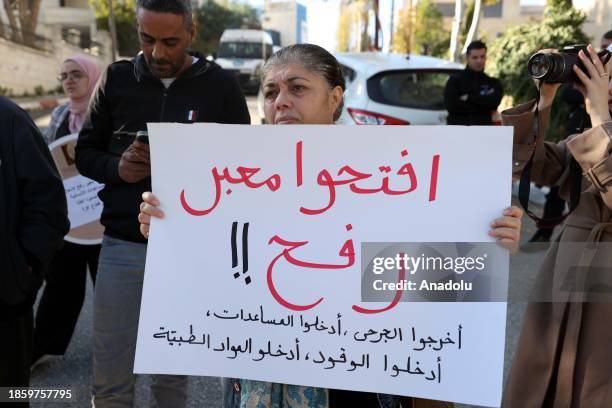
258, 52, 463, 125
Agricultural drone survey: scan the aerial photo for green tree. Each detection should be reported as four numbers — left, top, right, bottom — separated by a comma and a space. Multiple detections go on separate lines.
336, 2, 352, 52
392, 1, 413, 53
334, 0, 371, 52
548, 0, 572, 8
460, 0, 497, 54
1, 0, 43, 48
488, 2, 589, 139
90, 0, 139, 56
461, 2, 474, 35
412, 0, 449, 57
90, 0, 260, 57
193, 0, 260, 56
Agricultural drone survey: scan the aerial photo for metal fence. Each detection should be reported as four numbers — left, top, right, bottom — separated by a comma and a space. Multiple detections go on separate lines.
0, 23, 106, 57
63, 35, 106, 57
0, 22, 54, 53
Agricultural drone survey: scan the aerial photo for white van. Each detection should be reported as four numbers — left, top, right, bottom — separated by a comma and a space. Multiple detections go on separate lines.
215, 29, 274, 94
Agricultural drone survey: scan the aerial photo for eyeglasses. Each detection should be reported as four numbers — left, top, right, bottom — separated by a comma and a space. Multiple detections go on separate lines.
57, 71, 86, 82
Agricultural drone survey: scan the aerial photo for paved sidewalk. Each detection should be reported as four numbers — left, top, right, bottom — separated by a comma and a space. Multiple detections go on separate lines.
12, 94, 68, 112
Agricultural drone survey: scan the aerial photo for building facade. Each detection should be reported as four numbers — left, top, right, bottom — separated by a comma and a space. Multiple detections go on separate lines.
1, 0, 97, 48
428, 0, 611, 45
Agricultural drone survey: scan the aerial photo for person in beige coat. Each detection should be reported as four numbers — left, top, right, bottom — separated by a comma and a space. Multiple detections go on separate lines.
502, 44, 612, 407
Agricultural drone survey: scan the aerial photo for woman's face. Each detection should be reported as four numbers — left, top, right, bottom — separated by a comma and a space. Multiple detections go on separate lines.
262, 63, 343, 125
60, 60, 89, 100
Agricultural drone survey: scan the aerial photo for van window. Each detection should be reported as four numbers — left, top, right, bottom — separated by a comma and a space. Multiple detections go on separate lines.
367, 69, 459, 110
218, 42, 273, 59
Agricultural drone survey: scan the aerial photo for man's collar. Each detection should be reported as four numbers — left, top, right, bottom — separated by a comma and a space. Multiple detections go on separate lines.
134, 51, 209, 82
465, 66, 485, 74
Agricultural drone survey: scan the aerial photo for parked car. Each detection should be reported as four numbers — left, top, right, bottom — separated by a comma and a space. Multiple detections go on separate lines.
258, 52, 463, 125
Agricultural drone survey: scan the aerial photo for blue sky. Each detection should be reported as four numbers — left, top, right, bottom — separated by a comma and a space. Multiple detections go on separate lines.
245, 0, 395, 52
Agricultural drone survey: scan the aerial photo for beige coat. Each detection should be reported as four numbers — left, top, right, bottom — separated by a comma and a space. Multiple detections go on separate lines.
502, 101, 612, 407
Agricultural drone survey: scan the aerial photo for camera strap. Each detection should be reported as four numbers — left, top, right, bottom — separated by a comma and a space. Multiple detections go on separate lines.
517, 88, 582, 229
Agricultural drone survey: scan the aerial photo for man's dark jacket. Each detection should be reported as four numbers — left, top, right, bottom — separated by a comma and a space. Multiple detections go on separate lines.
0, 97, 69, 314
444, 68, 503, 125
75, 52, 251, 243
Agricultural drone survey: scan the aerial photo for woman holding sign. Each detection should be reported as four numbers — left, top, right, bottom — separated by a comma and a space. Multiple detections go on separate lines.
31, 56, 102, 369
138, 44, 523, 408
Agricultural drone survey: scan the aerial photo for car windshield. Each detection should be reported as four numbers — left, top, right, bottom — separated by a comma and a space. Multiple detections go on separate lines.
367, 70, 459, 110
217, 42, 271, 59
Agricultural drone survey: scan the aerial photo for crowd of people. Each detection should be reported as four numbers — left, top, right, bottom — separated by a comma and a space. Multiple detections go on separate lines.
0, 0, 611, 406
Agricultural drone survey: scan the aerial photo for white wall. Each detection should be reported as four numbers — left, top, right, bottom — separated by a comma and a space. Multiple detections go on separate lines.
0, 33, 111, 94
574, 0, 612, 41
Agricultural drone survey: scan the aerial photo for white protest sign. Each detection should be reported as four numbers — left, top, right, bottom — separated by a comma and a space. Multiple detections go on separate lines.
63, 174, 104, 229
48, 134, 104, 245
135, 124, 512, 407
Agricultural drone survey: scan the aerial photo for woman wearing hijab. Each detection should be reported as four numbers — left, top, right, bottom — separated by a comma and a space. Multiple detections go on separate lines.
138, 44, 523, 408
31, 56, 102, 369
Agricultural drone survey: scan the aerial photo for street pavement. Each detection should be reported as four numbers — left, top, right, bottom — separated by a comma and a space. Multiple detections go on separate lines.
27, 100, 547, 407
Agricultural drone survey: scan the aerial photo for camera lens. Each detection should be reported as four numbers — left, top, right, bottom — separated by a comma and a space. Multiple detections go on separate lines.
528, 45, 607, 84
528, 54, 552, 79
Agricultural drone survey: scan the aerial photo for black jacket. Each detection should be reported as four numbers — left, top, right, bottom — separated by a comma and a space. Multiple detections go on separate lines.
75, 53, 251, 243
444, 68, 503, 125
0, 97, 69, 314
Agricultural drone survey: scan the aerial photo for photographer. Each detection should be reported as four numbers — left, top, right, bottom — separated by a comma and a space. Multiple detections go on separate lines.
525, 35, 612, 249
502, 44, 612, 407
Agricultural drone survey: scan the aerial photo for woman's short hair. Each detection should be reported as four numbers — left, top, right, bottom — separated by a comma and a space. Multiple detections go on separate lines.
261, 43, 346, 121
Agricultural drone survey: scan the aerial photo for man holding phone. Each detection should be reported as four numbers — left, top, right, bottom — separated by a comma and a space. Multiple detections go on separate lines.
75, 0, 250, 405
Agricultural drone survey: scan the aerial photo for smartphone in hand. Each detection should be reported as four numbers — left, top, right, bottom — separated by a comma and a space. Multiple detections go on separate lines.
136, 131, 149, 144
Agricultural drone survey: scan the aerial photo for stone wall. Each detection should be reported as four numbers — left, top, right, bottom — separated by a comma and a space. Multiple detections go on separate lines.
0, 29, 112, 95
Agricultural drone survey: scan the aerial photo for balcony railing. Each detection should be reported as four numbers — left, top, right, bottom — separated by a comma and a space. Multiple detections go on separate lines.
0, 23, 105, 57
0, 22, 54, 52
62, 29, 106, 57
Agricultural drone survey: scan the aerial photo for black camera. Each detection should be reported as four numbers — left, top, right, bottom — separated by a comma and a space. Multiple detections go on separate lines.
528, 44, 611, 83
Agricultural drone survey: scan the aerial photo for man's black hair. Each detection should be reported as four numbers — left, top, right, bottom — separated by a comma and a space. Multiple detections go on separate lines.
603, 30, 612, 40
136, 0, 193, 26
466, 40, 487, 55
